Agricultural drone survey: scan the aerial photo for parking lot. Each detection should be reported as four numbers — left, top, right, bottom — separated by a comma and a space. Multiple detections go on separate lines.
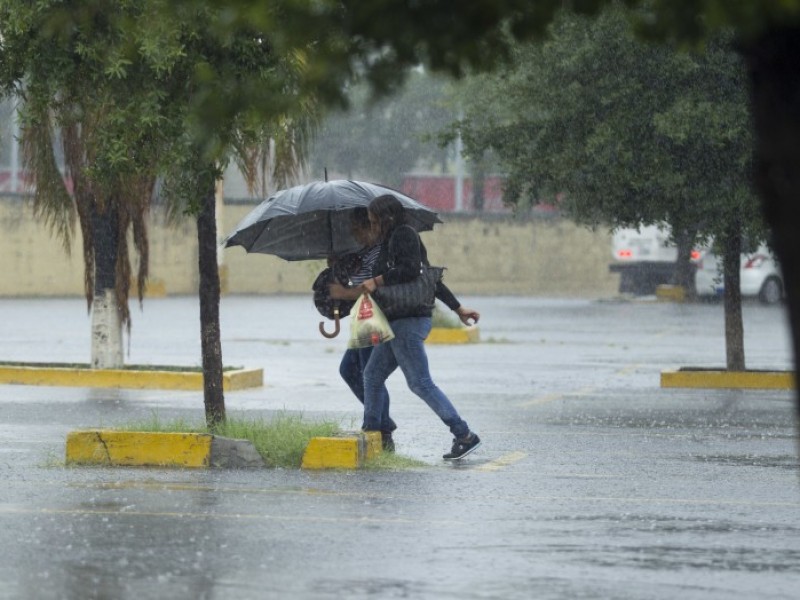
1, 295, 798, 599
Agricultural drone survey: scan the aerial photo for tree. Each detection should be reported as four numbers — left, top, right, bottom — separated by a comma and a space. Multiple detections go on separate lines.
625, 0, 800, 398
0, 1, 165, 368
455, 6, 761, 369
142, 8, 315, 428
0, 1, 314, 428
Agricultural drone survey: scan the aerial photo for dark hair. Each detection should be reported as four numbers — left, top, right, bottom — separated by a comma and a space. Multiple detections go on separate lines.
369, 194, 406, 241
350, 206, 370, 229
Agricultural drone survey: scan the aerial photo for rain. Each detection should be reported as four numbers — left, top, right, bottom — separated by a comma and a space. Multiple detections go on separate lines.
1, 3, 800, 600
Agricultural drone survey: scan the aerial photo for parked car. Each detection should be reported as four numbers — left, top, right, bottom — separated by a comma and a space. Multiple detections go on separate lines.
694, 245, 783, 304
609, 224, 682, 295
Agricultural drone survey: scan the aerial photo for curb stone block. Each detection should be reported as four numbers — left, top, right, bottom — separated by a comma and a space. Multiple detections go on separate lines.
655, 285, 686, 302
65, 430, 264, 468
0, 365, 263, 391
425, 326, 479, 344
660, 369, 795, 390
301, 431, 382, 470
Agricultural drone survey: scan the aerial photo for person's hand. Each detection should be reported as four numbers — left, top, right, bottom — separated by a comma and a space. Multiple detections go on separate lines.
456, 306, 480, 326
362, 278, 378, 294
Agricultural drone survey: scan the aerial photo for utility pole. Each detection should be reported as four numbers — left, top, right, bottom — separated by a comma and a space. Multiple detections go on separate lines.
10, 103, 19, 193
454, 114, 464, 212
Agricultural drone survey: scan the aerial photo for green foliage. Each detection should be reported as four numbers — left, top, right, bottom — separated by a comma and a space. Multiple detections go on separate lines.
5, 1, 800, 154
633, 0, 800, 45
457, 5, 764, 246
11, 0, 593, 142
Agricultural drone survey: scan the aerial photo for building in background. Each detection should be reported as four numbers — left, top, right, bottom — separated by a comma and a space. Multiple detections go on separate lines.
400, 174, 509, 213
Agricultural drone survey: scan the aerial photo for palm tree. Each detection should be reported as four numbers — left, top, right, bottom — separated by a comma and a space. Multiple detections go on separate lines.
19, 94, 156, 369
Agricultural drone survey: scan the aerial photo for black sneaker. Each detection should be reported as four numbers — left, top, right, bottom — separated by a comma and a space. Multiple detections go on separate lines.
443, 433, 481, 460
381, 433, 395, 453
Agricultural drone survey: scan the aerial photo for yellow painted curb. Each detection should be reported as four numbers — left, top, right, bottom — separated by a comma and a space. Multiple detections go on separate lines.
0, 365, 263, 391
301, 431, 382, 470
425, 326, 480, 344
656, 285, 686, 302
660, 369, 795, 390
66, 430, 212, 467
223, 368, 264, 391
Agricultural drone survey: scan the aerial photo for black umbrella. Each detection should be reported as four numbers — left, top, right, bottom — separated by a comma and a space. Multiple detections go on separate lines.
222, 179, 442, 261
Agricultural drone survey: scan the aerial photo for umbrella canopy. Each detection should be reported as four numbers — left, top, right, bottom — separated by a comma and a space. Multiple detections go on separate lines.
223, 180, 442, 261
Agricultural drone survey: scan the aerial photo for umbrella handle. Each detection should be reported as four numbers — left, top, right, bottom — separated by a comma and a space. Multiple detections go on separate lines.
319, 307, 341, 338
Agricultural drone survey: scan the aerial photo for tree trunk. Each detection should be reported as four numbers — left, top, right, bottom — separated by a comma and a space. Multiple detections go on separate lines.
742, 28, 800, 416
90, 203, 123, 369
722, 228, 745, 371
672, 227, 698, 300
197, 177, 225, 429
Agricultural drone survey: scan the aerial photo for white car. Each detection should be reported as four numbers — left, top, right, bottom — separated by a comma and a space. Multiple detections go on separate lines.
694, 246, 783, 304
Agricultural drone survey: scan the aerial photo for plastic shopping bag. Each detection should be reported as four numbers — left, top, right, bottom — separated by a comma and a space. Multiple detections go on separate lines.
347, 293, 395, 349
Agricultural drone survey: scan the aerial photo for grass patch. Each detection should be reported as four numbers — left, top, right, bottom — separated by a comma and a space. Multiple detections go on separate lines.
217, 415, 338, 468
116, 412, 340, 468
118, 414, 200, 433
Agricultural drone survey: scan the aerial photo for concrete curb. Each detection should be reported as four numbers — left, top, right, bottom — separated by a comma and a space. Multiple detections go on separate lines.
65, 430, 265, 468
660, 368, 795, 390
0, 364, 263, 391
655, 285, 686, 302
301, 431, 382, 469
425, 326, 480, 344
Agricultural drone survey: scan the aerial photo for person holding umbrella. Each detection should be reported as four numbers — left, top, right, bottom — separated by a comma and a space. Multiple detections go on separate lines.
334, 208, 397, 450
330, 194, 482, 460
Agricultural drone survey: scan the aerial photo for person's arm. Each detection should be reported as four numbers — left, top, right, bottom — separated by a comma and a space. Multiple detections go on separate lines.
329, 281, 367, 301
436, 280, 480, 326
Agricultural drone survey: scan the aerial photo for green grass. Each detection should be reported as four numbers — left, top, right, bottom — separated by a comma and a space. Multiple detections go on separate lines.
217, 415, 339, 468
116, 412, 340, 468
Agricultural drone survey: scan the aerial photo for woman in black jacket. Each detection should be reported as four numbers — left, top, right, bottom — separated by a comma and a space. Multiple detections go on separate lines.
332, 194, 481, 460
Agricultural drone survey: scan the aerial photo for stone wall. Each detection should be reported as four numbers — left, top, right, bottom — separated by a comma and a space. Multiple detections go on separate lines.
0, 196, 619, 297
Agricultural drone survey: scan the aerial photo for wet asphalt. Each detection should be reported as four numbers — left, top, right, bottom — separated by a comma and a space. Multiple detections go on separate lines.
1, 294, 799, 599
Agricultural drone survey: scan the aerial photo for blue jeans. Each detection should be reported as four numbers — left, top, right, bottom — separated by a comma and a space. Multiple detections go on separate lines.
362, 316, 470, 438
340, 347, 396, 433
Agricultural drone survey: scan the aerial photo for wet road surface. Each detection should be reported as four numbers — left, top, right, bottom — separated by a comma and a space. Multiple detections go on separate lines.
1, 295, 798, 599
